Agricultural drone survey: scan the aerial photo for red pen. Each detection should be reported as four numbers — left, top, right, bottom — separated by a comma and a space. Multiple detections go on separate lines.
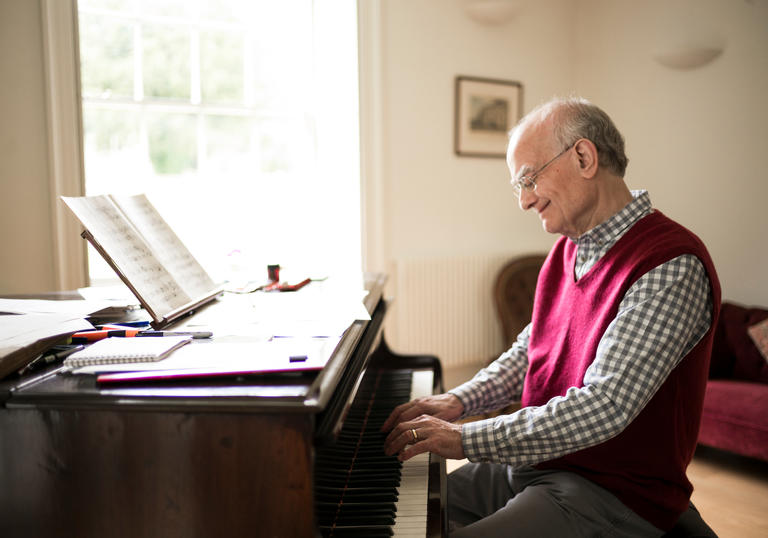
69, 329, 142, 343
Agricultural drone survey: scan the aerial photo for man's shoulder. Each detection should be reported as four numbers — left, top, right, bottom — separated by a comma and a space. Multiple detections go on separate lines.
633, 211, 707, 253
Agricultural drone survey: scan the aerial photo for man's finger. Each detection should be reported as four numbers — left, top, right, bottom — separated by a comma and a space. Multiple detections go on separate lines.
381, 401, 413, 432
384, 424, 418, 456
382, 401, 424, 432
398, 439, 429, 462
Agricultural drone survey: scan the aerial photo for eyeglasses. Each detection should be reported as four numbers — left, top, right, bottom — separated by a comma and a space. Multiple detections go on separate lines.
511, 143, 574, 196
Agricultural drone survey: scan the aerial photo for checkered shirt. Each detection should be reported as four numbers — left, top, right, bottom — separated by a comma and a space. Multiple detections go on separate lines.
449, 190, 713, 466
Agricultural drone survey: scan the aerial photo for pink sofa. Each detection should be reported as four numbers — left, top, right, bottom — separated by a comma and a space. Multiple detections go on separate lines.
698, 302, 768, 462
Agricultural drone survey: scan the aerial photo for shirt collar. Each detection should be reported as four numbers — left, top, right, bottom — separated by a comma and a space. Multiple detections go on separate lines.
570, 190, 652, 246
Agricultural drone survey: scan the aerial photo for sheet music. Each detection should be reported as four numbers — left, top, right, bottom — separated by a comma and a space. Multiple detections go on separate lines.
62, 196, 191, 316
110, 194, 217, 298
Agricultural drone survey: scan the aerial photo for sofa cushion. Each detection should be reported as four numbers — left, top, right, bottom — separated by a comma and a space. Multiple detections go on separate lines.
699, 379, 768, 462
710, 302, 768, 383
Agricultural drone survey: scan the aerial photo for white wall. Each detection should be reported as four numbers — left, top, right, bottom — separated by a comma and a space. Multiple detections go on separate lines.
574, 0, 768, 306
376, 0, 573, 264
0, 0, 56, 293
374, 0, 768, 308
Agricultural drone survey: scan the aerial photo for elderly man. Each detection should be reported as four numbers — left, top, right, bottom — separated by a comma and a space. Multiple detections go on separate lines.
382, 97, 721, 536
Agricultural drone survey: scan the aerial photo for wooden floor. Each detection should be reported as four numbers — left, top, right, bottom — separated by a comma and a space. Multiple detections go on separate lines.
687, 445, 768, 538
443, 363, 768, 537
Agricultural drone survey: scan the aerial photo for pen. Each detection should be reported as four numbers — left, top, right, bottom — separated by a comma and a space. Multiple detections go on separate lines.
17, 353, 44, 376
47, 345, 85, 362
96, 322, 151, 330
69, 329, 143, 343
111, 320, 151, 327
17, 345, 85, 376
137, 331, 213, 339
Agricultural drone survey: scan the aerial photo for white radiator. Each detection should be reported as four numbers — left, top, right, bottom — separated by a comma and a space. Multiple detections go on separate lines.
387, 254, 513, 368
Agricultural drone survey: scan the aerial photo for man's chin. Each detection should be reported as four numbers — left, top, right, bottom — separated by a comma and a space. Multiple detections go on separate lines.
540, 219, 560, 235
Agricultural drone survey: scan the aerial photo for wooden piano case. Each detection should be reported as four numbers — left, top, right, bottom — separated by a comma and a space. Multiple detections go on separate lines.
0, 274, 446, 537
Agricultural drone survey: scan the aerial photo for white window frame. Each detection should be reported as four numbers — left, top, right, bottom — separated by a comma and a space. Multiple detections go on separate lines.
42, 0, 384, 288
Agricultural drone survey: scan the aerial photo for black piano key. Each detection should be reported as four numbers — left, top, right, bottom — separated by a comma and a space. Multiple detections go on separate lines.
317, 500, 395, 508
316, 491, 398, 504
316, 459, 399, 469
319, 525, 393, 537
328, 514, 395, 528
316, 477, 400, 489
322, 449, 387, 458
317, 506, 395, 515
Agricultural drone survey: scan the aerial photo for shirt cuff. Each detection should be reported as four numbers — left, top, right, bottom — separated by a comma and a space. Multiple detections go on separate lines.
460, 418, 497, 463
448, 383, 481, 417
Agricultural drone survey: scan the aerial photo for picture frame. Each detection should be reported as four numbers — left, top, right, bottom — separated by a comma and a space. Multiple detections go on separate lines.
454, 76, 522, 158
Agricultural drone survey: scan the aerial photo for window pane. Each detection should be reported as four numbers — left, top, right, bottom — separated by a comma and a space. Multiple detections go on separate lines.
251, 3, 313, 111
205, 115, 250, 171
201, 0, 248, 23
143, 25, 190, 100
201, 31, 244, 104
78, 1, 361, 286
255, 118, 310, 174
82, 107, 143, 191
79, 0, 134, 12
137, 0, 197, 19
147, 113, 197, 174
79, 15, 133, 99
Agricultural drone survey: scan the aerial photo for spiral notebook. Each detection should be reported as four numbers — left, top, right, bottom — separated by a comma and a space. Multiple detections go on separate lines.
63, 336, 192, 369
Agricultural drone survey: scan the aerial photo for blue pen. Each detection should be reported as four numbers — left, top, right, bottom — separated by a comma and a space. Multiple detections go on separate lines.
103, 320, 151, 328
138, 330, 212, 339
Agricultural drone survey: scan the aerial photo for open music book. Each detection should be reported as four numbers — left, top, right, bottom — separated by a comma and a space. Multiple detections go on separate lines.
62, 194, 223, 329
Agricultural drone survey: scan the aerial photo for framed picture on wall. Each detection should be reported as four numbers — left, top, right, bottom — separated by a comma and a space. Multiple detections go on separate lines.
454, 76, 522, 158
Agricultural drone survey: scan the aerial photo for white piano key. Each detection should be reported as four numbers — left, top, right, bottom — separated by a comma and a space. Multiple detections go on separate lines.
392, 370, 433, 537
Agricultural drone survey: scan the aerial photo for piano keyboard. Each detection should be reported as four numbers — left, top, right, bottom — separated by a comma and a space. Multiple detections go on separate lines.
315, 368, 434, 537
391, 371, 432, 537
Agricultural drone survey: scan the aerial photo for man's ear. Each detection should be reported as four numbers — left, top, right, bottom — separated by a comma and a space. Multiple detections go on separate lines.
574, 138, 599, 179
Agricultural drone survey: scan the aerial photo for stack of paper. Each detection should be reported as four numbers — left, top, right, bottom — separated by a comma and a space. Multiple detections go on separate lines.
0, 313, 93, 379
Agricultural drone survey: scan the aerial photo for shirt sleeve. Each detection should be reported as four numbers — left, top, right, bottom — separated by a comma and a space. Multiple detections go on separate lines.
459, 254, 712, 466
448, 324, 530, 417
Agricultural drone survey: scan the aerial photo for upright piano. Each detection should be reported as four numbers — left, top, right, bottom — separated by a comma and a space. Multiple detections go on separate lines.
0, 274, 447, 537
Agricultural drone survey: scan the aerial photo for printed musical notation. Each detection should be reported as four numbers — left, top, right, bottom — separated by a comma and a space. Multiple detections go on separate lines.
62, 195, 219, 322
111, 194, 216, 298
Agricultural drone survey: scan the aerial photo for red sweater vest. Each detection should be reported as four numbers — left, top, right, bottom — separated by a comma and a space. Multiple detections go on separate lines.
522, 211, 721, 530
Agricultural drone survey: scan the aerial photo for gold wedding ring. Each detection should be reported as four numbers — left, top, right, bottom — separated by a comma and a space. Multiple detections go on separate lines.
411, 428, 419, 442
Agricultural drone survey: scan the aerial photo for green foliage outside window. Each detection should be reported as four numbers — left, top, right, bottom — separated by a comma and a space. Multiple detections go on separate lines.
79, 15, 133, 98
83, 108, 140, 151
201, 31, 244, 104
79, 1, 308, 180
147, 113, 197, 174
143, 25, 191, 100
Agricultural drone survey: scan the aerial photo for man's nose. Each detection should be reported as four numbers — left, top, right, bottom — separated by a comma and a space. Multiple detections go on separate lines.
518, 188, 537, 211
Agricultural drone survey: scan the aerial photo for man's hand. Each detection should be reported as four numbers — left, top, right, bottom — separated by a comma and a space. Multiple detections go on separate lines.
381, 393, 464, 432
383, 414, 465, 461
380, 393, 465, 461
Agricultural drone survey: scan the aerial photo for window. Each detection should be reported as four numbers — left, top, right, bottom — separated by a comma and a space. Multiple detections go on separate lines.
77, 0, 361, 286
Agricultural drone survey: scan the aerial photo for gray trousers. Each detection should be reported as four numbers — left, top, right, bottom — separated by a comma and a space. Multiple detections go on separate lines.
448, 462, 665, 537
